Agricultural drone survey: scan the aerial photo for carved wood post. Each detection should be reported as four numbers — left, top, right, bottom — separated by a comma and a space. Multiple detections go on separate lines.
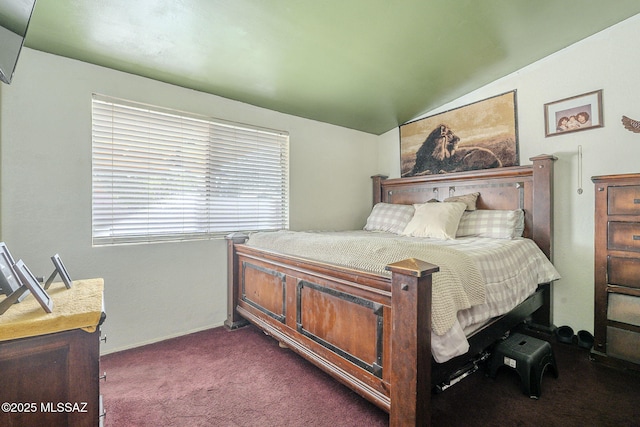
225, 233, 249, 329
387, 258, 439, 427
529, 154, 557, 331
529, 154, 557, 261
371, 175, 388, 206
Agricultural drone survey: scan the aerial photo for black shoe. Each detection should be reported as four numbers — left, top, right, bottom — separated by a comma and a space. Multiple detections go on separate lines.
577, 330, 594, 349
556, 325, 574, 344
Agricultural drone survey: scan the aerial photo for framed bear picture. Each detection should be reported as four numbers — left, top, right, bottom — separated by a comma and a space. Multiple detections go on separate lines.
400, 91, 519, 177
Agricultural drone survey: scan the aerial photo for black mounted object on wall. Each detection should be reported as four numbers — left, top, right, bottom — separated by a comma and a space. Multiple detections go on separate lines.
0, 0, 38, 84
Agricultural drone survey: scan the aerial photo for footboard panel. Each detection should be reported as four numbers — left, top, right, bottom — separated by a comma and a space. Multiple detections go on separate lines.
242, 262, 286, 323
234, 248, 394, 409
297, 279, 385, 378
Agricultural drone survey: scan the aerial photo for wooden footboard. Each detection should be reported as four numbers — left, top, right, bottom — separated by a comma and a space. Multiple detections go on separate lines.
225, 237, 437, 425
225, 155, 556, 426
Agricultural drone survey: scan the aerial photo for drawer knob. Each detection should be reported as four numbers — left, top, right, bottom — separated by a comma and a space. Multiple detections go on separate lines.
100, 335, 107, 343
100, 371, 107, 381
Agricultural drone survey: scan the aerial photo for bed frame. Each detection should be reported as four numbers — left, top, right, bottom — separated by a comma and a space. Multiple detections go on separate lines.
225, 154, 556, 426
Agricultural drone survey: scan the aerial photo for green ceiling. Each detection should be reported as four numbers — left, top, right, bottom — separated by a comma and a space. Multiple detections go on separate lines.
22, 1, 640, 135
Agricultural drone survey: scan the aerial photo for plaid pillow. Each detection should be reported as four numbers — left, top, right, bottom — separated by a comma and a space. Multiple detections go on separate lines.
364, 203, 415, 234
456, 209, 524, 239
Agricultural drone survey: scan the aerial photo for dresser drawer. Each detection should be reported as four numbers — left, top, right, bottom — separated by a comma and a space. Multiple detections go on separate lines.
608, 293, 640, 327
608, 185, 640, 215
608, 256, 640, 288
608, 222, 640, 252
607, 326, 640, 364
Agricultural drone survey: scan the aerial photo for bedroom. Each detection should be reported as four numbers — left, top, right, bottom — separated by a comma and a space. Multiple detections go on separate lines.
1, 1, 640, 425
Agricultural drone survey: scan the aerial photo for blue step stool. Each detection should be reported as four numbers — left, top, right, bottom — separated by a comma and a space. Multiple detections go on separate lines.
488, 333, 558, 399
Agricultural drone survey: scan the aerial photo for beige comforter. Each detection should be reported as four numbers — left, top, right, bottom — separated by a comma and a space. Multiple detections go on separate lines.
245, 230, 485, 336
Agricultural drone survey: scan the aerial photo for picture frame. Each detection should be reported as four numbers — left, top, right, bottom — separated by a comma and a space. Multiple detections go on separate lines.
400, 91, 519, 177
0, 243, 28, 302
0, 284, 28, 315
0, 250, 29, 312
14, 259, 54, 313
544, 90, 603, 137
45, 253, 73, 289
0, 251, 20, 296
0, 242, 15, 264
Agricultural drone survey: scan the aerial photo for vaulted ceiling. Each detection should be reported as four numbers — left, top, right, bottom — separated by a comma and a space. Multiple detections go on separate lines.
22, 1, 640, 135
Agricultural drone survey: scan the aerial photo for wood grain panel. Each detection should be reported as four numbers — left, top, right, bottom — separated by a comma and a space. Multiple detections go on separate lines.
608, 222, 640, 252
297, 280, 383, 376
242, 261, 286, 322
608, 256, 640, 288
608, 185, 640, 215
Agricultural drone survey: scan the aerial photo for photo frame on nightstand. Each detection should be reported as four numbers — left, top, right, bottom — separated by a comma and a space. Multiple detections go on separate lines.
45, 253, 73, 289
14, 259, 54, 313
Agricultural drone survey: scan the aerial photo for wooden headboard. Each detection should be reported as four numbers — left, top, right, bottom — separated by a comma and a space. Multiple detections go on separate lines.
372, 154, 557, 260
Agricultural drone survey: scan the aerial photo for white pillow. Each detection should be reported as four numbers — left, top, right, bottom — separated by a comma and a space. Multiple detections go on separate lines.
401, 201, 467, 240
456, 209, 525, 239
364, 203, 415, 234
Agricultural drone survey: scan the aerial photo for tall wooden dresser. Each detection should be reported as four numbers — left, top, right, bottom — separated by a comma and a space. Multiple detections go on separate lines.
592, 173, 640, 371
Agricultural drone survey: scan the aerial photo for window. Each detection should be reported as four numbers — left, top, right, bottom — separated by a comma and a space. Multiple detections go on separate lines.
91, 94, 289, 246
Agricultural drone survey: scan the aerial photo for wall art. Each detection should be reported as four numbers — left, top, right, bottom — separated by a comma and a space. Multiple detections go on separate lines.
544, 90, 603, 137
400, 91, 518, 177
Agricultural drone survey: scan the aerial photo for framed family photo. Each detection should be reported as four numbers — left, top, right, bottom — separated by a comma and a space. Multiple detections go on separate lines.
544, 90, 603, 137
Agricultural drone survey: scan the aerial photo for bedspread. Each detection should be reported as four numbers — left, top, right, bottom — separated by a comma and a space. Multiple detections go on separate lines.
245, 230, 561, 362
246, 230, 485, 336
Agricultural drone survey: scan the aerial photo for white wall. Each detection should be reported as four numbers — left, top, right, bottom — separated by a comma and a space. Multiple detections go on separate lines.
379, 14, 640, 334
0, 48, 378, 353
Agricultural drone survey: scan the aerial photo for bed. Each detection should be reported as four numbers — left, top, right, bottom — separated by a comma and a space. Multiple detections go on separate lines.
225, 154, 558, 426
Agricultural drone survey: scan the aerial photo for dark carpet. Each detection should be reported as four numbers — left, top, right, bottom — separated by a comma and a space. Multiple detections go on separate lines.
101, 325, 640, 427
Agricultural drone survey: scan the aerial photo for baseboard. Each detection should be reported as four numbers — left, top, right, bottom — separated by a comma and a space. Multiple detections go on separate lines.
99, 321, 226, 356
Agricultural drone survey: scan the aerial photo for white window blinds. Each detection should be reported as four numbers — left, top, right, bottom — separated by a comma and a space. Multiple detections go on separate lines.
91, 94, 289, 246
